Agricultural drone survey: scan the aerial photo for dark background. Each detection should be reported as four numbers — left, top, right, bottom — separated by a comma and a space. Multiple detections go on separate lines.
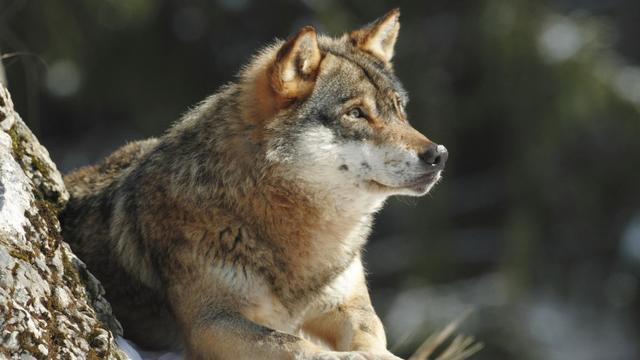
2, 0, 640, 359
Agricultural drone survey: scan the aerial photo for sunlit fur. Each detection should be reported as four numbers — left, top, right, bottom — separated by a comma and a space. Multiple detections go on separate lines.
61, 9, 445, 360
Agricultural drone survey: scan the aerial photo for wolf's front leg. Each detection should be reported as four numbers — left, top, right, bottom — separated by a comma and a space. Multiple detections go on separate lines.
181, 309, 316, 359
168, 285, 388, 360
302, 261, 402, 360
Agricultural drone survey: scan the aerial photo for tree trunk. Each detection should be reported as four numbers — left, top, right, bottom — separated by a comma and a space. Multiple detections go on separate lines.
0, 83, 127, 359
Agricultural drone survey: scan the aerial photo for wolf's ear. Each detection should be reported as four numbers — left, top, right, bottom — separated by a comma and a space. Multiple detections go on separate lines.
271, 26, 322, 99
350, 8, 400, 63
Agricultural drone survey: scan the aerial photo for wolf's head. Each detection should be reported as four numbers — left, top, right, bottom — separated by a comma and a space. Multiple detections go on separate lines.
240, 9, 447, 202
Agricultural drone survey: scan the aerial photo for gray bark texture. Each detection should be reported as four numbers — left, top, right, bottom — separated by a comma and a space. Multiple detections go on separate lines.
0, 84, 127, 359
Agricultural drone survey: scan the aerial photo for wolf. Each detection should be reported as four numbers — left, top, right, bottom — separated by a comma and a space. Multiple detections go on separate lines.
61, 8, 448, 360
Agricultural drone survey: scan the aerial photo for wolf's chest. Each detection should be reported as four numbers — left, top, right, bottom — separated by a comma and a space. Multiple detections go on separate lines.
204, 207, 373, 330
207, 252, 362, 333
238, 258, 363, 333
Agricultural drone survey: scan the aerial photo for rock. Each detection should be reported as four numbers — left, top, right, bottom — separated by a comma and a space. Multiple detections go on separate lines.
0, 84, 128, 359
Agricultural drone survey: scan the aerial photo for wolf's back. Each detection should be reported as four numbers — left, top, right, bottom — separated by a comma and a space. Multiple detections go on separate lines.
63, 138, 159, 199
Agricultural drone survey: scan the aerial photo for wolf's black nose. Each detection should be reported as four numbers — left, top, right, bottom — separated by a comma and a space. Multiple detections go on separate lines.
419, 144, 448, 168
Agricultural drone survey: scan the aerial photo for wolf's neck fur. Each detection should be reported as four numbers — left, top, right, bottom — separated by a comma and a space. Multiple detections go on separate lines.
154, 84, 383, 292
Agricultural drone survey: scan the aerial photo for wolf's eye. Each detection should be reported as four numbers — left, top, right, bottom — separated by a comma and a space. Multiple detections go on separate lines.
347, 108, 366, 119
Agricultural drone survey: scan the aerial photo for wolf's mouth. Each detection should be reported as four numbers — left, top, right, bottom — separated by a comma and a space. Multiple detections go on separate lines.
368, 172, 440, 192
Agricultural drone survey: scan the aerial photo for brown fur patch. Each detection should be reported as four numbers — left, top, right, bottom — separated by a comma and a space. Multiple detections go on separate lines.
240, 27, 323, 134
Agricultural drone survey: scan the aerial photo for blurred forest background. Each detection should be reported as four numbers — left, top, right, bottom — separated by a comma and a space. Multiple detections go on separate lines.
2, 0, 640, 359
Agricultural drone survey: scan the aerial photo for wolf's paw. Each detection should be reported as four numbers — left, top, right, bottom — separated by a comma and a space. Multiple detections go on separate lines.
307, 351, 365, 360
307, 351, 402, 360
357, 351, 404, 360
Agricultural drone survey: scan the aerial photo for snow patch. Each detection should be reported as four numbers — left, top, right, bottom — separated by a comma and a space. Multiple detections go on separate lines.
116, 337, 183, 360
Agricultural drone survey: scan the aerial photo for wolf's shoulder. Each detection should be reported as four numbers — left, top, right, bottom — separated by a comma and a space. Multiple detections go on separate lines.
64, 138, 159, 198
